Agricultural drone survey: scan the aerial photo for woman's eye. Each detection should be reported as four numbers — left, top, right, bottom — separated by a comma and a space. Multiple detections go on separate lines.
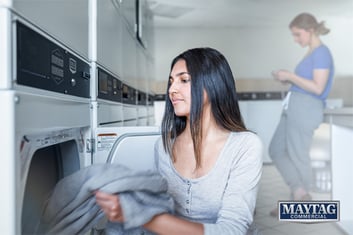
181, 77, 191, 83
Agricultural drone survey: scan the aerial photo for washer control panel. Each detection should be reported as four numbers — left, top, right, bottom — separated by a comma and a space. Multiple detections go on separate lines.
16, 21, 90, 98
97, 68, 122, 103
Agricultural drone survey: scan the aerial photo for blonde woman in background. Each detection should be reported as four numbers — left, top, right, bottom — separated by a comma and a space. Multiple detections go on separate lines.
270, 12, 334, 216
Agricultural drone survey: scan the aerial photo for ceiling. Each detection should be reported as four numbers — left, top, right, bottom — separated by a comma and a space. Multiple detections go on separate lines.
148, 0, 353, 28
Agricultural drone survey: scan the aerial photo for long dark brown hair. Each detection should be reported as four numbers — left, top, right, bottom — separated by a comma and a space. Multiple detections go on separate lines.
161, 47, 247, 168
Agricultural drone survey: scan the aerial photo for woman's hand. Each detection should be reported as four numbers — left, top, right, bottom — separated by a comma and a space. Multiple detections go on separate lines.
273, 68, 329, 95
272, 69, 292, 83
95, 191, 124, 222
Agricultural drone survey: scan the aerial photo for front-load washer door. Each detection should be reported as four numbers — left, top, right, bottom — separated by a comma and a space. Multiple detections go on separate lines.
94, 126, 160, 172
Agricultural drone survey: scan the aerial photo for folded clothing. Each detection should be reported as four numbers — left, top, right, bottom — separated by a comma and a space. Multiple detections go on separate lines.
41, 163, 174, 235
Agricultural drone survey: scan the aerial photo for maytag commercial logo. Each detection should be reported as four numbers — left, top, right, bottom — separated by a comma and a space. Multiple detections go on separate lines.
278, 200, 340, 223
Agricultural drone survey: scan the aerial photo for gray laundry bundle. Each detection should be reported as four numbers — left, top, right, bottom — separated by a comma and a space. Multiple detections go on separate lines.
40, 163, 174, 235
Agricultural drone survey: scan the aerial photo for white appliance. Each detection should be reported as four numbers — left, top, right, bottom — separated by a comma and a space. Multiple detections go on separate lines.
90, 125, 161, 234
122, 83, 139, 126
1, 1, 158, 234
96, 67, 124, 127
1, 90, 91, 235
137, 90, 149, 126
94, 126, 161, 170
0, 10, 91, 235
9, 0, 89, 59
239, 99, 283, 163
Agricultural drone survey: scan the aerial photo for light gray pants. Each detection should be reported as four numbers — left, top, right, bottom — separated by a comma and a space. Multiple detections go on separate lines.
269, 91, 324, 193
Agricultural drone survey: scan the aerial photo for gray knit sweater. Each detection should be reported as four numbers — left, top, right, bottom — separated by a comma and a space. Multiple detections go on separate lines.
154, 131, 263, 235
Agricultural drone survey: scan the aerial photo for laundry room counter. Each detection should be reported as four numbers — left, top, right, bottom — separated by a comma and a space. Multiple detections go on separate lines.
324, 107, 353, 127
324, 107, 353, 234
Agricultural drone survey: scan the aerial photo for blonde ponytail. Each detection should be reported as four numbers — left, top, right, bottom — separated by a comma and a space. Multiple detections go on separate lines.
289, 13, 330, 36
316, 21, 330, 35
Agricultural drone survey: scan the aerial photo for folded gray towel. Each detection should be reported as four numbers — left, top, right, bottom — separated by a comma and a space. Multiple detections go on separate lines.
41, 163, 174, 235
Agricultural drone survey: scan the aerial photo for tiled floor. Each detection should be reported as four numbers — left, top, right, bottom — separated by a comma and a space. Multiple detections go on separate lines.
254, 164, 348, 235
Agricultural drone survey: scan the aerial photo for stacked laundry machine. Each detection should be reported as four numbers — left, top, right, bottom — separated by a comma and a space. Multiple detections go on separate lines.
0, 0, 158, 234
92, 0, 159, 166
0, 1, 92, 234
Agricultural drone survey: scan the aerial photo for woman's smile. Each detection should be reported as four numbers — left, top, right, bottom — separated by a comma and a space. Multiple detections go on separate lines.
171, 96, 184, 105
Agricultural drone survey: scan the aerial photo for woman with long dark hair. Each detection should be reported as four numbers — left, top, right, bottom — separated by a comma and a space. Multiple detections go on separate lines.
96, 47, 263, 234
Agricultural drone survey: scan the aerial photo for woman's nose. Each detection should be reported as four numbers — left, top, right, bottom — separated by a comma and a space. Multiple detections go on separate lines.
169, 81, 178, 94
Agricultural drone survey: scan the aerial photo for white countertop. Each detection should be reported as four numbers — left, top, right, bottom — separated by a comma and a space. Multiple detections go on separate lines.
324, 107, 353, 128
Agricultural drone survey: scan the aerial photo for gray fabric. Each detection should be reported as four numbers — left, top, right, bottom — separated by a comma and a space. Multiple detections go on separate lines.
41, 163, 174, 235
269, 91, 324, 192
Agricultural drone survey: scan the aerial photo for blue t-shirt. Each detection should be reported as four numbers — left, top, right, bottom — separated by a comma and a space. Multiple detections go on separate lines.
290, 44, 334, 100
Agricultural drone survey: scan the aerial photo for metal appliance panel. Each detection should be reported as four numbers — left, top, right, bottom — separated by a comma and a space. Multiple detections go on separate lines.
16, 21, 90, 98
12, 0, 89, 58
95, 126, 160, 172
0, 11, 92, 234
0, 8, 12, 89
97, 67, 122, 103
97, 102, 124, 127
96, 67, 124, 126
0, 90, 91, 235
97, 0, 123, 77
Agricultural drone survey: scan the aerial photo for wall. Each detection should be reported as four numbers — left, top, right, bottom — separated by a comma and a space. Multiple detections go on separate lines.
152, 19, 353, 106
154, 26, 298, 81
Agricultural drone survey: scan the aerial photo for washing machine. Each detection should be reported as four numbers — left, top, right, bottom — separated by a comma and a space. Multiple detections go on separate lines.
120, 83, 138, 126
94, 126, 160, 168
0, 12, 91, 235
94, 67, 160, 168
90, 125, 161, 234
137, 90, 148, 126
96, 66, 124, 127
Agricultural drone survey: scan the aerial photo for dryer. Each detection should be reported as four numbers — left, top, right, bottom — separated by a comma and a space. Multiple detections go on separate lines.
94, 125, 160, 167
0, 12, 91, 235
137, 89, 149, 126
96, 67, 124, 127
91, 125, 161, 234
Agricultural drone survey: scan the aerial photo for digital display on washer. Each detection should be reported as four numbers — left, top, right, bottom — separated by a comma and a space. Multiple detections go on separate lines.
122, 84, 136, 104
137, 90, 147, 105
122, 84, 129, 99
97, 68, 122, 102
16, 21, 90, 98
98, 71, 108, 95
